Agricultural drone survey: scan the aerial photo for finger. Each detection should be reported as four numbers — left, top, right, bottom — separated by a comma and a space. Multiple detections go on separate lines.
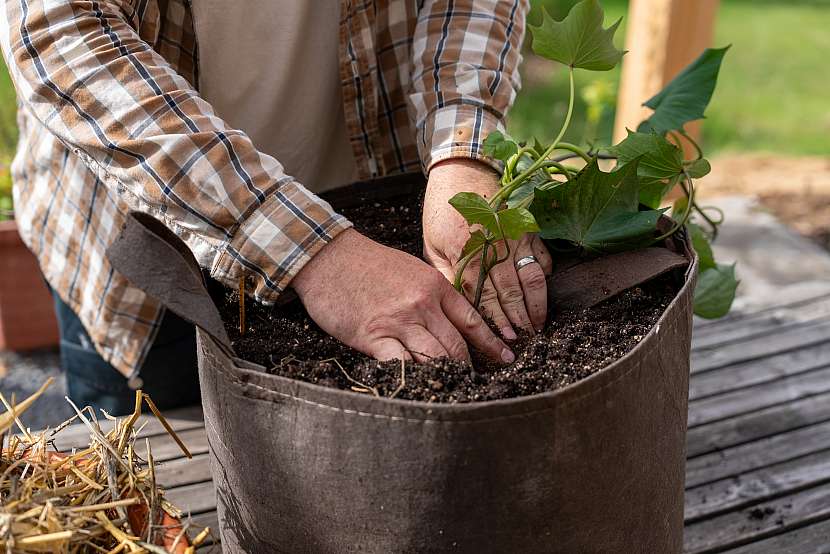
369, 337, 413, 362
441, 289, 515, 364
401, 326, 450, 363
424, 311, 471, 362
532, 235, 554, 276
465, 274, 516, 341
516, 241, 549, 332
489, 242, 534, 333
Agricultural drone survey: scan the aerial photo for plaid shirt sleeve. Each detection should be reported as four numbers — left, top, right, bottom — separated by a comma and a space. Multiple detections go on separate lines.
409, 0, 529, 173
0, 0, 351, 304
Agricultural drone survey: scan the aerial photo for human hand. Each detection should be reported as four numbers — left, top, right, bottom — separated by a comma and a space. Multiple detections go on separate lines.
423, 159, 553, 339
291, 229, 515, 363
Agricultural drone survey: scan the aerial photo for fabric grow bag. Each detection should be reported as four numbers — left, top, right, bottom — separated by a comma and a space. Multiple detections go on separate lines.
108, 173, 698, 554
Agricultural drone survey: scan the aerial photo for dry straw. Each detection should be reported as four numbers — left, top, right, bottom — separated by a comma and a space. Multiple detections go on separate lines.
0, 379, 211, 553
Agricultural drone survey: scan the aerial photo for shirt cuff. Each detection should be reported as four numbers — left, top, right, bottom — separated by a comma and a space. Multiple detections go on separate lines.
211, 181, 352, 303
418, 103, 506, 175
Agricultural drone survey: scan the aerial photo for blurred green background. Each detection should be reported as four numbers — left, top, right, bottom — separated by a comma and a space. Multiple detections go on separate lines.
512, 0, 830, 154
0, 0, 828, 211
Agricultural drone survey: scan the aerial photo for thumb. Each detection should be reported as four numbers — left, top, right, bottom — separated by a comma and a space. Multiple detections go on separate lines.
424, 246, 457, 284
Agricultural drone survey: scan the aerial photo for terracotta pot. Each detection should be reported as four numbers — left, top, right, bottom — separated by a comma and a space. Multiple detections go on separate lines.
0, 219, 59, 351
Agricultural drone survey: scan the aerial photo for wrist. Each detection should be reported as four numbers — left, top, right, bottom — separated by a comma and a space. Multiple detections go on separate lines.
291, 228, 362, 298
426, 158, 502, 204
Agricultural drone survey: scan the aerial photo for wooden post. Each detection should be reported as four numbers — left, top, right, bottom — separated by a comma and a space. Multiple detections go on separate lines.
613, 0, 720, 153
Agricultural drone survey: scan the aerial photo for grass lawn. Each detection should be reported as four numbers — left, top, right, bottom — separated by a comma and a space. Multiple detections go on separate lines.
509, 0, 830, 156
0, 1, 828, 157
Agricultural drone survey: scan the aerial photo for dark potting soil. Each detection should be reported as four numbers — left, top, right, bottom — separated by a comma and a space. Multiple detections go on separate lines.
218, 193, 680, 403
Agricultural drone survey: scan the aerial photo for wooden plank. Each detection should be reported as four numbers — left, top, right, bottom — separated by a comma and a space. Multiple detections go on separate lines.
689, 341, 830, 401
685, 449, 830, 522
50, 404, 204, 451
688, 366, 830, 428
691, 319, 830, 374
715, 516, 830, 554
686, 420, 830, 489
613, 0, 720, 147
684, 483, 830, 553
687, 390, 830, 458
692, 301, 830, 351
146, 426, 209, 463
166, 481, 217, 515
156, 453, 212, 490
692, 294, 830, 334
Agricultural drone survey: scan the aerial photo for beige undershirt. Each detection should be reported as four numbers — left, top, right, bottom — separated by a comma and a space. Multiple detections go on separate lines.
192, 1, 359, 193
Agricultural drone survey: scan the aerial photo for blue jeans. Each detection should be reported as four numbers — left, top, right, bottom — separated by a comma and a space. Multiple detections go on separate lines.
52, 291, 201, 416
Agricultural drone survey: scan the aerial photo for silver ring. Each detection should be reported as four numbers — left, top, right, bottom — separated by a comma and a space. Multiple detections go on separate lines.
515, 255, 538, 270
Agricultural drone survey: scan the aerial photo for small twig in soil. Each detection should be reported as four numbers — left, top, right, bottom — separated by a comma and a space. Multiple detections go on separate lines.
321, 358, 380, 397
390, 359, 407, 399
238, 275, 246, 336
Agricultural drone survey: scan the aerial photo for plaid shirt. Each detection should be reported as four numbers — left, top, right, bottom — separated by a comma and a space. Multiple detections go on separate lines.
0, 0, 527, 379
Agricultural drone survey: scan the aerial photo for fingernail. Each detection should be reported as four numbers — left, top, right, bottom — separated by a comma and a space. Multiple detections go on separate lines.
501, 326, 518, 341
501, 348, 515, 364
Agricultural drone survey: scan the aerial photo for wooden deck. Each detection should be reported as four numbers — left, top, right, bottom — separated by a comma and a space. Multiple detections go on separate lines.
48, 294, 830, 552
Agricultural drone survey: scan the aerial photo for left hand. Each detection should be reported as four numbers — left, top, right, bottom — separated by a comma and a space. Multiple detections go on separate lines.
423, 159, 554, 340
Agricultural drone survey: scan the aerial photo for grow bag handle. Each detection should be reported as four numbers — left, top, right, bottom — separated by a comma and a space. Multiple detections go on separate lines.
106, 211, 233, 352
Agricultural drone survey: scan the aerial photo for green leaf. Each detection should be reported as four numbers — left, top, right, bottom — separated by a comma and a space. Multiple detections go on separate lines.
506, 154, 552, 209
529, 158, 663, 253
483, 131, 519, 162
638, 46, 730, 135
530, 0, 625, 71
461, 230, 488, 258
687, 222, 715, 271
694, 263, 739, 319
639, 178, 675, 210
686, 158, 712, 179
449, 192, 498, 233
497, 207, 540, 240
611, 130, 684, 187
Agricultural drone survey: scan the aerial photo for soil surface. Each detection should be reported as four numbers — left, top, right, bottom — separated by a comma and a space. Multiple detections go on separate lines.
218, 191, 680, 403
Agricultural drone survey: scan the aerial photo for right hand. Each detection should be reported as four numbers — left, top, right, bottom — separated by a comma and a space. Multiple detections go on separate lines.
291, 229, 515, 364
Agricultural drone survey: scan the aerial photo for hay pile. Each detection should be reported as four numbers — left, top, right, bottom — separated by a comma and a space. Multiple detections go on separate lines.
0, 379, 210, 553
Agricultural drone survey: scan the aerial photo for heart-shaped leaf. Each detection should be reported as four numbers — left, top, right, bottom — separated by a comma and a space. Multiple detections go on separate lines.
529, 158, 663, 253
482, 131, 519, 162
449, 192, 498, 232
497, 207, 540, 240
612, 130, 684, 185
530, 0, 625, 71
686, 158, 712, 179
638, 46, 730, 135
687, 222, 715, 271
694, 263, 738, 319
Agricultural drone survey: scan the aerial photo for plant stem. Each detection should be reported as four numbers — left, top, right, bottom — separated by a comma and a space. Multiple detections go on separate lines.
491, 67, 576, 209
679, 129, 704, 160
540, 160, 573, 178
453, 242, 485, 291
473, 242, 490, 309
504, 146, 536, 182
694, 203, 721, 241
654, 171, 695, 242
555, 142, 591, 162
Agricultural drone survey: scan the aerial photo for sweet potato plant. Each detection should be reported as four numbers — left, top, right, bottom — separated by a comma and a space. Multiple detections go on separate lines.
449, 0, 738, 319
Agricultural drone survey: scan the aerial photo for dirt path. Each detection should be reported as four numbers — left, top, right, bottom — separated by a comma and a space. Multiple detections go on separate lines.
698, 154, 830, 249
